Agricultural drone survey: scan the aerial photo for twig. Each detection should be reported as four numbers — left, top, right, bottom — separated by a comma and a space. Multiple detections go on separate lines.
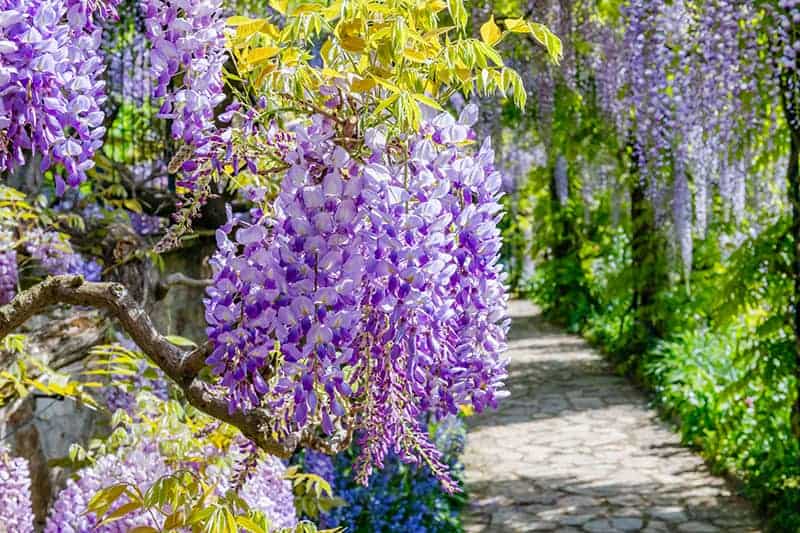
162, 273, 213, 290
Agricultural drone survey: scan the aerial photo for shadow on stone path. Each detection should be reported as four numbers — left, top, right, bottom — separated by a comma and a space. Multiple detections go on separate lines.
462, 300, 761, 533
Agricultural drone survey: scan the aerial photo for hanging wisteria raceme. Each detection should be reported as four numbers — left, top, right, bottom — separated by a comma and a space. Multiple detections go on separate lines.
101, 358, 169, 413
554, 155, 568, 206
204, 105, 509, 491
0, 447, 34, 533
141, 0, 226, 152
672, 154, 692, 273
0, 0, 113, 192
580, 0, 775, 266
0, 231, 17, 304
25, 228, 102, 281
499, 134, 541, 193
66, 0, 121, 29
237, 456, 298, 530
104, 9, 151, 108
620, 0, 676, 191
776, 1, 800, 129
583, 13, 625, 132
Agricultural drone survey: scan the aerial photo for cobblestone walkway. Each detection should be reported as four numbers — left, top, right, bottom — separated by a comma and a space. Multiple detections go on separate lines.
462, 300, 761, 533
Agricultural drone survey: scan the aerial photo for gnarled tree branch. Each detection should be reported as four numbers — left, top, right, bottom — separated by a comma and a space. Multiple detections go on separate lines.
0, 275, 344, 458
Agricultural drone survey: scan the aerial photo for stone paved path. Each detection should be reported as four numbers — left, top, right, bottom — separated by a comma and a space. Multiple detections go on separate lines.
462, 300, 761, 533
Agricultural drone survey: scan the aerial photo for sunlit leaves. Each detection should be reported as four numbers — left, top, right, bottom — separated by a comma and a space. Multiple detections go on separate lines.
446, 0, 468, 29
0, 336, 101, 409
504, 18, 562, 62
480, 15, 502, 46
223, 0, 559, 134
285, 466, 344, 519
84, 467, 333, 532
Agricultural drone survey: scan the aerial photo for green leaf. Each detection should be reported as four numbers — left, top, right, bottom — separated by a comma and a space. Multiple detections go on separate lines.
412, 93, 444, 111
97, 500, 142, 526
247, 46, 281, 65
227, 15, 256, 26
371, 92, 399, 119
166, 335, 198, 348
236, 515, 268, 533
473, 40, 503, 67
446, 0, 467, 29
480, 16, 502, 46
270, 0, 288, 15
86, 484, 127, 517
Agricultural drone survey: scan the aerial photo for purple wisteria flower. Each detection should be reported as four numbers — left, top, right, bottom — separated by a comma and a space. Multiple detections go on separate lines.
141, 0, 226, 151
45, 436, 297, 532
45, 440, 166, 532
25, 228, 101, 281
237, 455, 298, 530
204, 105, 509, 490
0, 231, 17, 304
586, 0, 771, 265
0, 447, 34, 533
0, 0, 113, 192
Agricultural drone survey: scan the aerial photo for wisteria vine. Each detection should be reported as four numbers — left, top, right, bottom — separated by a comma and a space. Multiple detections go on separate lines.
204, 105, 509, 490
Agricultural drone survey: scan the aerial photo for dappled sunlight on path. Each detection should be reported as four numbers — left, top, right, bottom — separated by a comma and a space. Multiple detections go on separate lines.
462, 301, 761, 533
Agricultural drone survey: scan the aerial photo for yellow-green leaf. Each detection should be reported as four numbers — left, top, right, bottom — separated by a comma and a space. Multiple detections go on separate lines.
446, 0, 467, 29
412, 93, 443, 111
503, 18, 528, 33
247, 46, 280, 65
166, 335, 197, 348
97, 500, 142, 526
371, 92, 399, 118
351, 76, 376, 92
123, 199, 142, 214
480, 16, 502, 46
87, 484, 127, 517
236, 20, 267, 41
235, 516, 267, 533
269, 0, 288, 15
227, 16, 255, 27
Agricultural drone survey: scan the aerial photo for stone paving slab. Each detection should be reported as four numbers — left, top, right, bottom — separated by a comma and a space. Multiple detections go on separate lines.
462, 300, 761, 533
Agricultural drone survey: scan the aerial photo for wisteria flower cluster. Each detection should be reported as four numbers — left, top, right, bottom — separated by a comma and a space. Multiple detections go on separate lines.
588, 0, 769, 269
25, 228, 101, 281
141, 0, 226, 147
104, 1, 150, 107
0, 0, 113, 192
0, 447, 34, 533
45, 434, 297, 531
204, 105, 509, 490
45, 440, 167, 532
777, 0, 800, 131
0, 230, 17, 304
237, 455, 298, 531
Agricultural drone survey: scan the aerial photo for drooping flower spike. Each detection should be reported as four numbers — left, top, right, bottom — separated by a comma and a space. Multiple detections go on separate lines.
204, 105, 509, 490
